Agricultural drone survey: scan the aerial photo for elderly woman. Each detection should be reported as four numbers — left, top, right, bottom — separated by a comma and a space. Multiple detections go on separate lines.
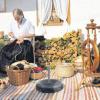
0, 8, 35, 68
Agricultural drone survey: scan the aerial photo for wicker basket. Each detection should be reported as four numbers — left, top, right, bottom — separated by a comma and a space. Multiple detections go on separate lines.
55, 63, 75, 78
30, 72, 45, 80
6, 68, 31, 86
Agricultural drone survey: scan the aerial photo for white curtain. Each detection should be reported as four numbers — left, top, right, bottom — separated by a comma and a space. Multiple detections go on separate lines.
38, 0, 52, 24
53, 0, 68, 22
53, 0, 69, 33
37, 0, 52, 35
37, 0, 69, 35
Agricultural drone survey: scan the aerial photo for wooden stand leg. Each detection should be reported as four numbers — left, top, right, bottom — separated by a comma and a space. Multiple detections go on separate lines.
76, 55, 91, 90
76, 73, 87, 90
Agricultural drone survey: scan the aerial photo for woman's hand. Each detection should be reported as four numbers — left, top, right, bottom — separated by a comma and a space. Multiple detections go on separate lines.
9, 32, 14, 38
16, 36, 24, 44
16, 39, 24, 44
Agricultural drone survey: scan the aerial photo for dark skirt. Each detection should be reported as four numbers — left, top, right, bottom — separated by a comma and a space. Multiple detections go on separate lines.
0, 40, 34, 68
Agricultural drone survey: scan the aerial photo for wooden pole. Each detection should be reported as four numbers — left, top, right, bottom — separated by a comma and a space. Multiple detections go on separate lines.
36, 0, 39, 26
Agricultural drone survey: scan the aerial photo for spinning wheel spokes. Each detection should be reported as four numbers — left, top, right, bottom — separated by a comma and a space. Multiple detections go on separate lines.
82, 39, 99, 73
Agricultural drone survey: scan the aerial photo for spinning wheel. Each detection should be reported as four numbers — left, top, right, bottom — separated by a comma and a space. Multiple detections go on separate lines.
82, 39, 99, 74
77, 19, 100, 90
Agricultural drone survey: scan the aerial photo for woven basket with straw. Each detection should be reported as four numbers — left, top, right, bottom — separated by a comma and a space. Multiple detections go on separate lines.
55, 63, 75, 78
6, 68, 31, 86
